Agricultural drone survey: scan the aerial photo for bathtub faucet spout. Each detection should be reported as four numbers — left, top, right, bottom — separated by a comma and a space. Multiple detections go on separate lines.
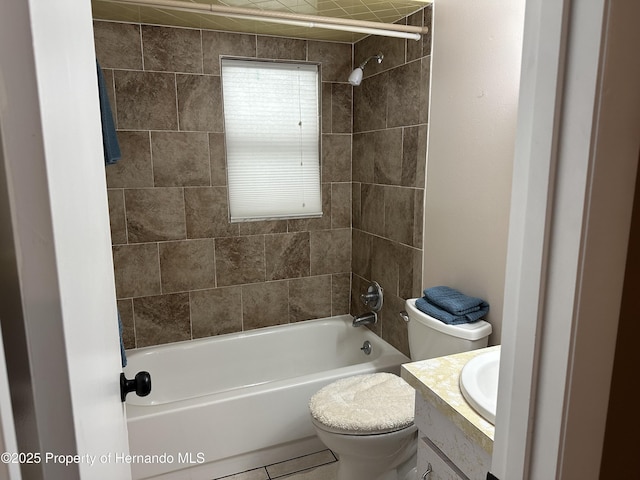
352, 311, 377, 327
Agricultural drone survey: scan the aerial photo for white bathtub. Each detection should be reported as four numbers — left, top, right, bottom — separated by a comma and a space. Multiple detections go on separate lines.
124, 314, 410, 480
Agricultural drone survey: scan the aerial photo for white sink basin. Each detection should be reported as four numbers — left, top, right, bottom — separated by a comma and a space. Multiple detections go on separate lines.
459, 348, 500, 424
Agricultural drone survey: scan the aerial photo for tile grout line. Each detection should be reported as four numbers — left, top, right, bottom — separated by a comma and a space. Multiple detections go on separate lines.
213, 450, 338, 479
270, 462, 336, 479
265, 450, 338, 479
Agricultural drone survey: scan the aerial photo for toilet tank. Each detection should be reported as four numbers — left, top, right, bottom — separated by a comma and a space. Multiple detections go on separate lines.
405, 298, 492, 361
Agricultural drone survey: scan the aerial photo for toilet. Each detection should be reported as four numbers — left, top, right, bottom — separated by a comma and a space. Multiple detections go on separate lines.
309, 298, 492, 480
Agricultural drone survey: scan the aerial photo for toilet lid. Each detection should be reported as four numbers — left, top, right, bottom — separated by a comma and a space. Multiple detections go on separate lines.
309, 373, 415, 435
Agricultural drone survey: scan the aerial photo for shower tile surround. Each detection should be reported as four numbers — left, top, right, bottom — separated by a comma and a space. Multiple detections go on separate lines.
96, 6, 430, 354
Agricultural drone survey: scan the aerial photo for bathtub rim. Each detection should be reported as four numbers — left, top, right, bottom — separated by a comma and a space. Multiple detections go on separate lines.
124, 314, 411, 415
124, 313, 355, 358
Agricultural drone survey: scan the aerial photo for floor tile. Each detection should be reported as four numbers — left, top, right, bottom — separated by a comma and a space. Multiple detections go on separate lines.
278, 461, 339, 479
215, 467, 269, 479
266, 450, 336, 478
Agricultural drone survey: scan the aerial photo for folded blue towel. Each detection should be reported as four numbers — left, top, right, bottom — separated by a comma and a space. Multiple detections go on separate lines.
415, 297, 489, 325
423, 285, 489, 316
118, 310, 127, 368
96, 60, 121, 166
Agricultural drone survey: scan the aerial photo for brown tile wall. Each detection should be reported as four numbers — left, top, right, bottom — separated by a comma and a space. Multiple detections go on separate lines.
95, 21, 354, 348
96, 6, 431, 354
351, 7, 432, 357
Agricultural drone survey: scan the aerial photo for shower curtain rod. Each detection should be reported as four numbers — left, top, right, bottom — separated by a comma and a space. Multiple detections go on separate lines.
103, 0, 428, 40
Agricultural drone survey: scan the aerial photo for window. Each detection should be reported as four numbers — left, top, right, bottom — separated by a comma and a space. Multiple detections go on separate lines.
221, 58, 322, 222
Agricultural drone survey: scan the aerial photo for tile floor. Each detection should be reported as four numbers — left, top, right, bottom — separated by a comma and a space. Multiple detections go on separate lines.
214, 449, 338, 480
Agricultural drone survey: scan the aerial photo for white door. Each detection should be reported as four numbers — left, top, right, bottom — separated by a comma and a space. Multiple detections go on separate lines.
0, 1, 131, 479
494, 0, 640, 478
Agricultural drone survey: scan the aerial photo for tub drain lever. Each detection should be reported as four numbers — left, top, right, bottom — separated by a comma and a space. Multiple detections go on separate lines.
361, 340, 372, 355
120, 371, 152, 402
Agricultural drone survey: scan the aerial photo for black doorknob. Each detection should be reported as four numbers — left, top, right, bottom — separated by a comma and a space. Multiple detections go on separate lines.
120, 371, 151, 402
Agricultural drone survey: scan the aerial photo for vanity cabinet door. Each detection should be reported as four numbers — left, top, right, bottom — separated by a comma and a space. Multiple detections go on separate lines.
414, 394, 492, 479
418, 437, 466, 480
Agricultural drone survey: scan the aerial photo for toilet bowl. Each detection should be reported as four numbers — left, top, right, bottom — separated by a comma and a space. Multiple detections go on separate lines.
313, 418, 417, 480
309, 372, 417, 480
309, 298, 493, 480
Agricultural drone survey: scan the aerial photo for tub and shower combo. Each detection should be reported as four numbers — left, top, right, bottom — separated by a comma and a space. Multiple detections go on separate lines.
124, 314, 410, 480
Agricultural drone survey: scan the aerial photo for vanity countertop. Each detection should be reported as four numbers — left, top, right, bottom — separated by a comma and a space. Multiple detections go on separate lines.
401, 345, 499, 454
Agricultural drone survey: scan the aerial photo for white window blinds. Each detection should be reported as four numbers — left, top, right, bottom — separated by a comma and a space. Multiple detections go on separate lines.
221, 59, 322, 222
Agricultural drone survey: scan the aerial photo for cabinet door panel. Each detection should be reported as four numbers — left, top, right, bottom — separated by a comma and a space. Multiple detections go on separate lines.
418, 437, 466, 480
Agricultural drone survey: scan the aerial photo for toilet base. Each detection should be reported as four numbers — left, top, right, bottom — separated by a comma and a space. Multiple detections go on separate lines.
334, 447, 417, 480
312, 422, 418, 480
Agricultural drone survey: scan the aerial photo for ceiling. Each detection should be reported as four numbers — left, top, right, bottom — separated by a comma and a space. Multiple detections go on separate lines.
91, 0, 431, 43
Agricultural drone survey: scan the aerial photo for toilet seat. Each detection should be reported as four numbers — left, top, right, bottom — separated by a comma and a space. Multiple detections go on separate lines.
309, 373, 415, 436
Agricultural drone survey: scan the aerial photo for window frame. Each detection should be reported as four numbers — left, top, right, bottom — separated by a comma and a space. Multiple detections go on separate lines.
220, 57, 323, 223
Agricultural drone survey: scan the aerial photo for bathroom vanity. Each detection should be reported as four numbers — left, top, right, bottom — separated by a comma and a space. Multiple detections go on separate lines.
401, 346, 498, 480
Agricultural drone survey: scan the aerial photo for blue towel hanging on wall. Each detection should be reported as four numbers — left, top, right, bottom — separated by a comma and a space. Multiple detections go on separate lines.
118, 310, 127, 368
96, 60, 121, 165
98, 59, 125, 366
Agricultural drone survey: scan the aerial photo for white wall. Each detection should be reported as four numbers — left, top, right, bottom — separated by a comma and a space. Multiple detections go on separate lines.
422, 0, 525, 343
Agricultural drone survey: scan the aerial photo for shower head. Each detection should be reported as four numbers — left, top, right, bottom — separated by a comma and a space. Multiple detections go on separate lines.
348, 53, 384, 86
